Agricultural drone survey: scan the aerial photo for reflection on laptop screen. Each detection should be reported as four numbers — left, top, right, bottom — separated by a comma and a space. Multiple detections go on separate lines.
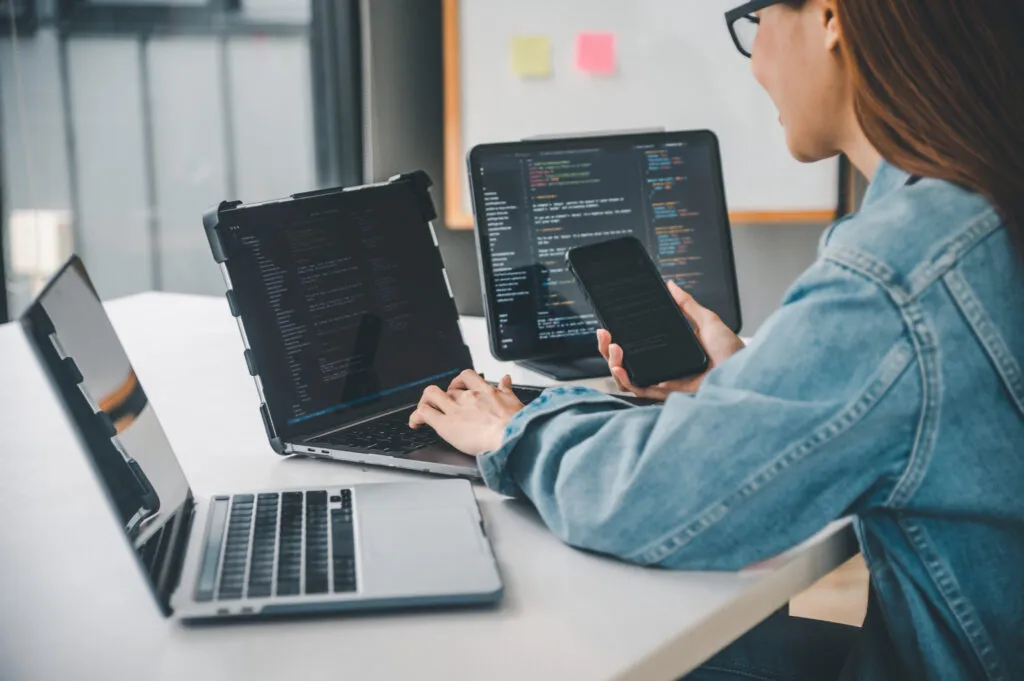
220, 182, 469, 439
22, 258, 193, 611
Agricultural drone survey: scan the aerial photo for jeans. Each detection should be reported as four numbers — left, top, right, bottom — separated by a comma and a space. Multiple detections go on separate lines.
685, 610, 858, 681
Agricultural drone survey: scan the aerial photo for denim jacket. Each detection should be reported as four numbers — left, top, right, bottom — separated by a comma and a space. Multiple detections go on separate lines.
478, 161, 1024, 680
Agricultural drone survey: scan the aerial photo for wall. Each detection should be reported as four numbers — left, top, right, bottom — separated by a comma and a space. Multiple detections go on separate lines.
360, 0, 494, 326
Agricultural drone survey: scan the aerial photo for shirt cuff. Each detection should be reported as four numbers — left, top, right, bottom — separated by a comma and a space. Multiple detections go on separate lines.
476, 385, 636, 496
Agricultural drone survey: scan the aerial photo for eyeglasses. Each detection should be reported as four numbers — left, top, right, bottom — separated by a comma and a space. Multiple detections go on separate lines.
725, 0, 786, 58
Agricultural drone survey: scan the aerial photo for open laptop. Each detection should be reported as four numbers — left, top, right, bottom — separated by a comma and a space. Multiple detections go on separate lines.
467, 131, 742, 380
21, 256, 504, 620
203, 172, 544, 479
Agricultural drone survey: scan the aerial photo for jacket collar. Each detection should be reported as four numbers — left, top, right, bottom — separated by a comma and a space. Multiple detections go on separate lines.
862, 158, 912, 208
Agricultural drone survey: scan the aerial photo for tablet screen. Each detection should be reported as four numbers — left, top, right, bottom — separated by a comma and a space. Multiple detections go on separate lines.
469, 130, 741, 362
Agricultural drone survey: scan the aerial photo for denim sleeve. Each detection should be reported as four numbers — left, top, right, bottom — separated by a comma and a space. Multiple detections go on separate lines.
477, 258, 920, 570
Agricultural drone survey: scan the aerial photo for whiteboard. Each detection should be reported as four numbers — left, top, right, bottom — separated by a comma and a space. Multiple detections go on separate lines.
444, 0, 839, 228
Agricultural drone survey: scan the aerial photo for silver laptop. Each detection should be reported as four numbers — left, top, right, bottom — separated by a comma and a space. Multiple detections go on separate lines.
21, 257, 503, 620
203, 172, 542, 479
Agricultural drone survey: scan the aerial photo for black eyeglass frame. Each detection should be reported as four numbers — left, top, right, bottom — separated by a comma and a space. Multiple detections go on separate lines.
725, 0, 786, 58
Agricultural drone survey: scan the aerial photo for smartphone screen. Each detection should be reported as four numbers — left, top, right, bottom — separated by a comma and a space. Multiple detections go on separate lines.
567, 237, 708, 387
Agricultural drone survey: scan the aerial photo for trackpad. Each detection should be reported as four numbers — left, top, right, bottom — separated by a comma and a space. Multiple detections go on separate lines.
358, 507, 487, 592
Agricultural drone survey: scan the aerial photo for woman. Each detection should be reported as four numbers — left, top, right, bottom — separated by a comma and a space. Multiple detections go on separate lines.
410, 0, 1024, 678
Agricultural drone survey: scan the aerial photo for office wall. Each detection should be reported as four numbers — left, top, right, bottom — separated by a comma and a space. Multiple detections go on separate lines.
362, 0, 824, 333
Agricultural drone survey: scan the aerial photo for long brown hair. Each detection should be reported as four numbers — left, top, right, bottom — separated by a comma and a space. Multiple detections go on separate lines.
838, 1, 1024, 257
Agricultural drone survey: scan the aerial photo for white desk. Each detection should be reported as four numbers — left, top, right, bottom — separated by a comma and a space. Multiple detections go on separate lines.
0, 292, 856, 681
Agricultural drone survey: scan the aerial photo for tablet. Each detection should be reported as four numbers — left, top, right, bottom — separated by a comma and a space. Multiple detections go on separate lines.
468, 130, 742, 363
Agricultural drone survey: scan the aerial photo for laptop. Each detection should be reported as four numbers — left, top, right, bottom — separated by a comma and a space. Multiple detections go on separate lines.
21, 256, 504, 620
203, 171, 543, 479
467, 130, 742, 381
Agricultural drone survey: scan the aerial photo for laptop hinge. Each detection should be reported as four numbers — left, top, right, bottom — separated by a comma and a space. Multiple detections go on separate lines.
261, 404, 286, 455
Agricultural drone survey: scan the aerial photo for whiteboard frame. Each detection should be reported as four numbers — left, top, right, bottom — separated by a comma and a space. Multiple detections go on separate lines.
442, 0, 840, 230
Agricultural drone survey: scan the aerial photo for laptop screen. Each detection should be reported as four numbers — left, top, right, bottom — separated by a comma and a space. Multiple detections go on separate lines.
21, 258, 193, 614
219, 180, 470, 441
468, 130, 741, 362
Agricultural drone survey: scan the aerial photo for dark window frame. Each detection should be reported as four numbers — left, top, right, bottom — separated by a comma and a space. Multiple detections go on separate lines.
56, 0, 242, 33
0, 0, 38, 37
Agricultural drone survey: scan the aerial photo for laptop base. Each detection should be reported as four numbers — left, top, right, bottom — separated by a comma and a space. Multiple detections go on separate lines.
517, 356, 610, 381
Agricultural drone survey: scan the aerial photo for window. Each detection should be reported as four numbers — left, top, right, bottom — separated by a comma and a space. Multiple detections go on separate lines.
0, 0, 361, 318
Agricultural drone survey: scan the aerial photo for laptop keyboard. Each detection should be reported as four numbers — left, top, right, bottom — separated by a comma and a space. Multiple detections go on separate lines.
195, 489, 357, 602
316, 387, 544, 455
319, 410, 442, 454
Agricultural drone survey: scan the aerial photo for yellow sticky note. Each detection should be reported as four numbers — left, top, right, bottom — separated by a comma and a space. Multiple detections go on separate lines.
511, 35, 552, 78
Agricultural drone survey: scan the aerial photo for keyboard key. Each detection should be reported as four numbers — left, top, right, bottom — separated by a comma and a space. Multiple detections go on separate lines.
305, 491, 329, 595
331, 505, 358, 593
276, 492, 303, 597
277, 581, 300, 597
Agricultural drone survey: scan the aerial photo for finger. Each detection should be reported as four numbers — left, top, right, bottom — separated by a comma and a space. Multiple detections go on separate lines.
606, 347, 670, 400
454, 389, 477, 404
607, 343, 627, 391
669, 280, 721, 327
409, 406, 438, 429
611, 365, 642, 394
612, 367, 667, 400
608, 343, 625, 370
495, 374, 526, 406
666, 279, 692, 305
606, 348, 643, 395
596, 329, 612, 361
449, 369, 490, 393
420, 385, 457, 414
658, 377, 700, 394
667, 280, 700, 326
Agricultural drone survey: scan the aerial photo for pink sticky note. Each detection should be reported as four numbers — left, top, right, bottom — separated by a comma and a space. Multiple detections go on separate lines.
576, 32, 616, 75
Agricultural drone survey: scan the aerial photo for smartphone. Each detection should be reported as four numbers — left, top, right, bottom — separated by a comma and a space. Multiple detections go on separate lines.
566, 236, 709, 387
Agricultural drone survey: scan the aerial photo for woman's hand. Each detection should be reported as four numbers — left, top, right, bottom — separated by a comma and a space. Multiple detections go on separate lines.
408, 370, 525, 456
597, 280, 746, 401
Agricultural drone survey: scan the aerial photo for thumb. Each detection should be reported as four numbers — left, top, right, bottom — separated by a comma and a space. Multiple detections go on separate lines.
666, 279, 692, 306
667, 280, 707, 327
